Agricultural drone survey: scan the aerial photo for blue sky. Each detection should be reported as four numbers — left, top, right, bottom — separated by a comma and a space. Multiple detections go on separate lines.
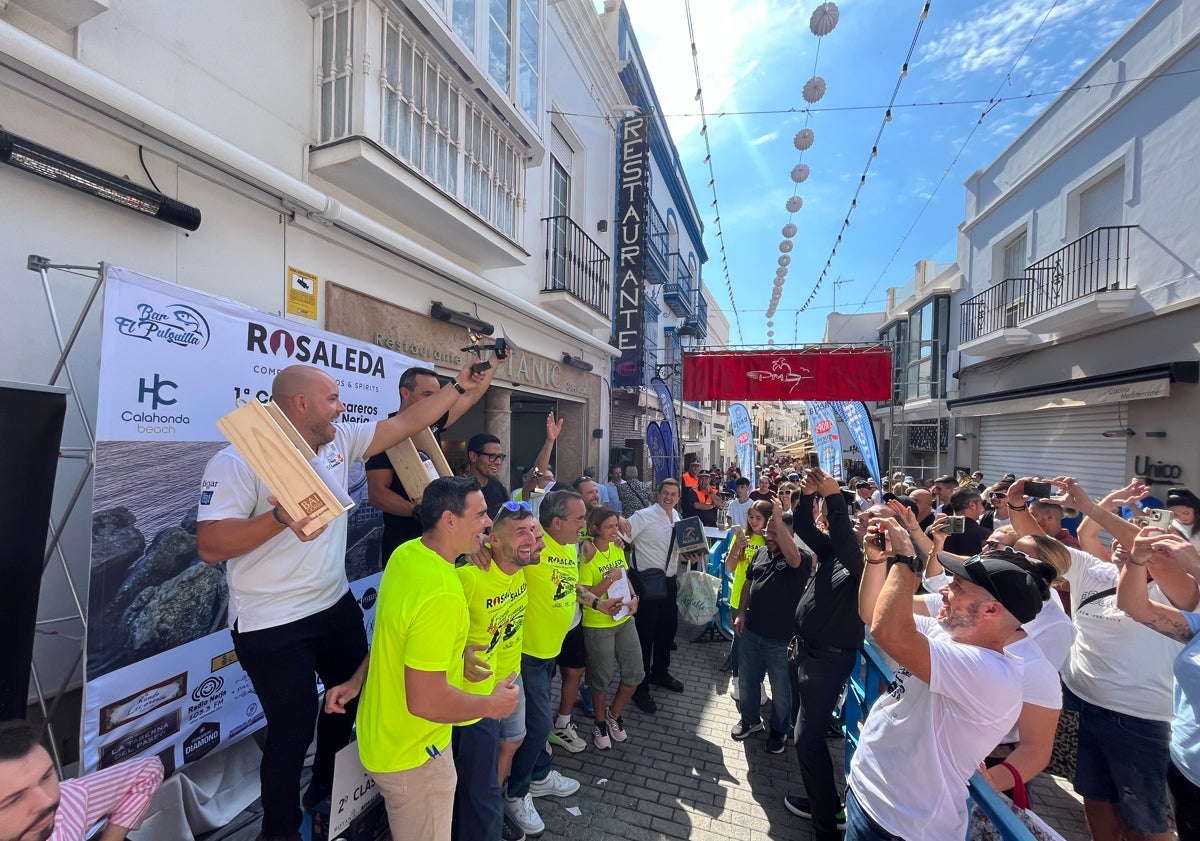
619, 0, 1152, 347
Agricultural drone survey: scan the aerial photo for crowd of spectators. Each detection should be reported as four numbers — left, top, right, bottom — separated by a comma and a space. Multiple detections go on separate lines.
12, 357, 1199, 841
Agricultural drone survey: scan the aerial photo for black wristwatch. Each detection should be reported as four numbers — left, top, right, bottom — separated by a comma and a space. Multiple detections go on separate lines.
887, 554, 926, 576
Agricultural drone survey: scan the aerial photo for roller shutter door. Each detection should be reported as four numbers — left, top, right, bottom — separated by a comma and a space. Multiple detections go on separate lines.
979, 406, 1128, 493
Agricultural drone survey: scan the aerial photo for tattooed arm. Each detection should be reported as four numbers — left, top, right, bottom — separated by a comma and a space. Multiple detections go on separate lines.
1117, 546, 1196, 644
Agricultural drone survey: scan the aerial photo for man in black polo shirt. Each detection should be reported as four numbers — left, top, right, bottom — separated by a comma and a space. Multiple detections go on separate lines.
785, 467, 868, 840
365, 365, 494, 561
730, 498, 810, 754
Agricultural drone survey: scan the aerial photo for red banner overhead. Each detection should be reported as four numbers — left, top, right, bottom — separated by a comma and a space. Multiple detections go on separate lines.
682, 347, 892, 401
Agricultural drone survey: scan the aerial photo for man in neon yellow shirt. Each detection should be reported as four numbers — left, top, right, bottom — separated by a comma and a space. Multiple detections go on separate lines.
503, 490, 586, 837
325, 477, 519, 841
453, 501, 538, 841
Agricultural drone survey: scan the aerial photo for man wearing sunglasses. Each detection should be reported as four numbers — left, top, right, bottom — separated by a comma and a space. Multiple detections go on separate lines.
979, 483, 1013, 532
468, 433, 513, 520
848, 523, 1042, 841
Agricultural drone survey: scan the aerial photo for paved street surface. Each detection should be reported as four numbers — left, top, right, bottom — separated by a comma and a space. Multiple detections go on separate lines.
210, 620, 1090, 841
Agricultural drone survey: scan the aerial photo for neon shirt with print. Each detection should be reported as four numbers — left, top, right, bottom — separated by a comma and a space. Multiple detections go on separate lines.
729, 534, 765, 610
457, 563, 528, 697
357, 539, 468, 774
522, 532, 579, 658
579, 544, 631, 629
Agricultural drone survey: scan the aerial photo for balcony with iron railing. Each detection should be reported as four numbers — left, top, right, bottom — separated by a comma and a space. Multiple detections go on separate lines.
645, 201, 670, 285
959, 225, 1138, 356
686, 293, 709, 340
663, 258, 696, 319
540, 215, 612, 330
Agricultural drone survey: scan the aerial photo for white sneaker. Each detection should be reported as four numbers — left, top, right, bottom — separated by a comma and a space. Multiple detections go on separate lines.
548, 721, 586, 753
730, 676, 740, 702
593, 721, 612, 750
606, 712, 629, 743
504, 793, 545, 836
528, 769, 580, 798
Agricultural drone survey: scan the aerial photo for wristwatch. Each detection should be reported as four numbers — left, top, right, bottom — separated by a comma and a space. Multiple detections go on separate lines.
887, 554, 926, 576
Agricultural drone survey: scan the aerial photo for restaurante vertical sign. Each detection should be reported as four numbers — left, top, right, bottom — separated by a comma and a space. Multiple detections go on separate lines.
613, 114, 650, 388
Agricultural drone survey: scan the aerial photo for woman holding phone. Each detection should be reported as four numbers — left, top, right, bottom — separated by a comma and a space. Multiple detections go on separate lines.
726, 500, 773, 701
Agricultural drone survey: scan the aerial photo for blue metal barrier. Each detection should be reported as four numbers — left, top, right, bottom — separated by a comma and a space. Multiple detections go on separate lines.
841, 639, 1038, 840
706, 531, 734, 639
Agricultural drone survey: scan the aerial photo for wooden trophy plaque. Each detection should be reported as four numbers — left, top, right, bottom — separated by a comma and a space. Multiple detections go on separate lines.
215, 400, 353, 536
384, 426, 452, 503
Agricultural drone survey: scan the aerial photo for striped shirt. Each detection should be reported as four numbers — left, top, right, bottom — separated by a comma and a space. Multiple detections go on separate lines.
51, 757, 163, 840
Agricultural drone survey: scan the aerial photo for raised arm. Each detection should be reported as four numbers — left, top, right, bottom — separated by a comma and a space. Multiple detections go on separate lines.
771, 498, 803, 568
445, 361, 497, 427
364, 357, 486, 458
859, 519, 930, 682
1056, 476, 1142, 551
532, 412, 564, 475
1116, 530, 1196, 643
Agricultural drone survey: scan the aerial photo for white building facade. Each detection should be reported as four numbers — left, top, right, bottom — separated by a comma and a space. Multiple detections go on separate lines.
0, 0, 661, 746
948, 0, 1200, 495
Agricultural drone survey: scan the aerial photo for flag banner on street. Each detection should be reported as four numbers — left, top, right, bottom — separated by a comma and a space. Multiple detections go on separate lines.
682, 348, 891, 402
832, 401, 883, 488
646, 422, 671, 486
649, 376, 679, 477
659, 420, 677, 480
729, 403, 756, 487
805, 401, 844, 481
84, 266, 413, 774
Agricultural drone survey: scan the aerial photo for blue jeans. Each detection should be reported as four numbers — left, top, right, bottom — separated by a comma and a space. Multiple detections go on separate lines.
844, 789, 901, 841
736, 629, 792, 735
451, 717, 502, 841
506, 654, 555, 799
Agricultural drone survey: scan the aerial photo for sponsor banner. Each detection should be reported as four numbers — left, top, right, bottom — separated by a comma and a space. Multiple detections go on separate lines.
648, 377, 678, 479
805, 401, 844, 481
729, 403, 756, 487
831, 401, 883, 488
83, 264, 405, 774
646, 422, 671, 487
612, 115, 651, 388
682, 348, 892, 402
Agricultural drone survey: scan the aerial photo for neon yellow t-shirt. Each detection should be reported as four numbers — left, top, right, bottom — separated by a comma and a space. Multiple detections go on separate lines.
579, 543, 631, 629
521, 533, 579, 659
456, 562, 528, 697
358, 538, 468, 774
729, 533, 766, 610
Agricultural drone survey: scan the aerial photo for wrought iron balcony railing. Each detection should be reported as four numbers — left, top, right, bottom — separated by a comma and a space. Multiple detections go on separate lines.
960, 225, 1136, 343
542, 215, 612, 318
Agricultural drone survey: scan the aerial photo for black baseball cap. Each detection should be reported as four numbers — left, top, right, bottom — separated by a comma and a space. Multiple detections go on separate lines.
936, 554, 1044, 624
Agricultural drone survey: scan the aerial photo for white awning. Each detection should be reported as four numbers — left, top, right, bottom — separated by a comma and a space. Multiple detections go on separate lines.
952, 377, 1170, 418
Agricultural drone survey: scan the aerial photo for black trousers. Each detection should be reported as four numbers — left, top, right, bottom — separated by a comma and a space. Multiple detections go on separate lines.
794, 648, 858, 841
1169, 759, 1200, 841
635, 574, 679, 687
232, 591, 368, 838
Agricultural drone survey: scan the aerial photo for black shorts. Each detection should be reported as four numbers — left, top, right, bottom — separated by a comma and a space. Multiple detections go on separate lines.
555, 622, 587, 669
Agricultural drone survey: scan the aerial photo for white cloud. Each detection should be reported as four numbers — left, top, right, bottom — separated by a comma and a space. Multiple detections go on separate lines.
750, 131, 779, 146
918, 0, 1136, 82
623, 0, 806, 143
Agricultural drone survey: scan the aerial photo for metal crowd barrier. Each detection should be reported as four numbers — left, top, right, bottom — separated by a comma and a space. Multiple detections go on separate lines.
843, 639, 1038, 840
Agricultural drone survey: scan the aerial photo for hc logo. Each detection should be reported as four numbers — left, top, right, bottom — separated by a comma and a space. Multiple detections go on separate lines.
138, 374, 178, 409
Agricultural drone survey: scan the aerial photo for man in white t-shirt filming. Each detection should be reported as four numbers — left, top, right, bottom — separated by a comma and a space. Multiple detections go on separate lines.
847, 521, 1042, 841
196, 361, 485, 841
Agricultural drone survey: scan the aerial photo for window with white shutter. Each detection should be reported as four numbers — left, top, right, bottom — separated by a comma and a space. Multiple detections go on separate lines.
1078, 168, 1124, 235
